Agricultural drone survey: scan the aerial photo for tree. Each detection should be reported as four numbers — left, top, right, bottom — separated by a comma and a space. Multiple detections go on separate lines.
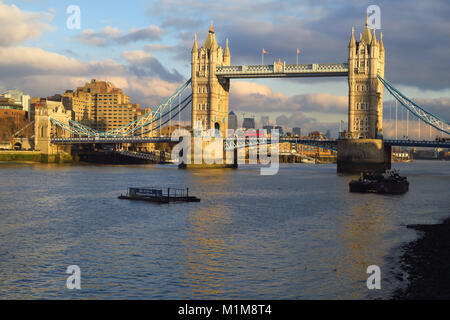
0, 117, 33, 150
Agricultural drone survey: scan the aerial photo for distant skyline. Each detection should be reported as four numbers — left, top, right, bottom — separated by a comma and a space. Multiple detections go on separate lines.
0, 0, 449, 136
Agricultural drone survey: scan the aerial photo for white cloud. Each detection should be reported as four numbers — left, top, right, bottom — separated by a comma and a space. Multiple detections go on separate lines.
75, 25, 164, 47
230, 81, 347, 114
0, 1, 53, 46
0, 46, 183, 108
144, 44, 176, 52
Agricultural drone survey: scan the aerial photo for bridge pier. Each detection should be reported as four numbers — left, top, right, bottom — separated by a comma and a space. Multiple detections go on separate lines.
178, 136, 238, 169
337, 139, 391, 174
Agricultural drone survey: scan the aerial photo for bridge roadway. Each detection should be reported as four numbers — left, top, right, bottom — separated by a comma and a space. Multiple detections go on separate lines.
51, 137, 450, 150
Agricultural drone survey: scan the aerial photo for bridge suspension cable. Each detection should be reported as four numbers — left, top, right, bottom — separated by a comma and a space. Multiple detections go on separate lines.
50, 78, 192, 138
378, 75, 450, 135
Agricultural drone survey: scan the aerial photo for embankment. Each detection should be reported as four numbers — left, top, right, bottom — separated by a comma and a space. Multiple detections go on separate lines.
0, 151, 72, 163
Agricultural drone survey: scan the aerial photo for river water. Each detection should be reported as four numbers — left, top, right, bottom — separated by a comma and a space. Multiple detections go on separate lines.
0, 160, 449, 299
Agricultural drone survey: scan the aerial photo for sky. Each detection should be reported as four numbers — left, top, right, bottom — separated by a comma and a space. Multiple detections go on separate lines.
0, 0, 449, 137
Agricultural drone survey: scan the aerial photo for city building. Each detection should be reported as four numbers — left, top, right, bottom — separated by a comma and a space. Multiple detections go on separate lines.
293, 127, 302, 136
274, 126, 284, 135
242, 117, 256, 130
62, 79, 149, 132
3, 90, 31, 115
0, 95, 29, 145
47, 94, 73, 111
260, 116, 270, 127
0, 95, 25, 119
228, 111, 238, 130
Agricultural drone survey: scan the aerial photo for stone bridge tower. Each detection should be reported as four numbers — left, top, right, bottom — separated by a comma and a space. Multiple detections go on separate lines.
35, 101, 72, 155
191, 24, 231, 137
338, 15, 390, 173
348, 15, 385, 139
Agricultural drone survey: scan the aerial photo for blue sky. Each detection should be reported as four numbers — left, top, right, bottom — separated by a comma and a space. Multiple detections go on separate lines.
1, 0, 449, 136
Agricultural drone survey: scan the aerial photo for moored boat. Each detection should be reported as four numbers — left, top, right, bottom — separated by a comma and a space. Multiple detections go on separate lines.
349, 170, 409, 194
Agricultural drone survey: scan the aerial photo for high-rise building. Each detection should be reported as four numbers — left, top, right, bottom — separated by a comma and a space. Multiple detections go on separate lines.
228, 111, 238, 130
3, 90, 31, 115
260, 116, 270, 127
63, 79, 148, 132
293, 127, 302, 136
274, 126, 284, 135
242, 117, 256, 130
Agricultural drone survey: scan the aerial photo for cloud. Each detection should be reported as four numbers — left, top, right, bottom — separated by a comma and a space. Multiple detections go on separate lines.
75, 25, 164, 47
122, 50, 184, 82
276, 113, 316, 128
230, 81, 347, 114
144, 44, 176, 52
75, 26, 121, 47
119, 26, 164, 43
0, 46, 184, 108
0, 1, 53, 46
275, 112, 341, 136
148, 0, 450, 91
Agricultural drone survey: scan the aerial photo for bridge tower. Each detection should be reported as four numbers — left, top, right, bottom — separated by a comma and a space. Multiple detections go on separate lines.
191, 24, 231, 137
35, 101, 72, 157
338, 15, 390, 173
348, 15, 385, 139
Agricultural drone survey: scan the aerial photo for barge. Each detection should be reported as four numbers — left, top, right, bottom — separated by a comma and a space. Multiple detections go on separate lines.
119, 187, 200, 203
349, 170, 409, 194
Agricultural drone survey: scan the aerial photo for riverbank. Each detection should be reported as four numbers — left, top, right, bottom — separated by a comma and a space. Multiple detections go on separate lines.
0, 151, 72, 163
394, 217, 450, 299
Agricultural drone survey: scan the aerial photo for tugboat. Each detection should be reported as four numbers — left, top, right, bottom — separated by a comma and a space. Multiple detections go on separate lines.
349, 170, 409, 194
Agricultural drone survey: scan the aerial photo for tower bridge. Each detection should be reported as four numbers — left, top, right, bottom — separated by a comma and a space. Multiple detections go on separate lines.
215, 63, 349, 79
36, 15, 449, 171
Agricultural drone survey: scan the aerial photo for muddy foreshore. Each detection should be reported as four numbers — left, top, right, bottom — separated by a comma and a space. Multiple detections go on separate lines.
394, 217, 450, 299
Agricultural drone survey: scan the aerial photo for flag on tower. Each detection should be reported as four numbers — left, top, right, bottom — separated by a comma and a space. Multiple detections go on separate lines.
262, 49, 269, 65
297, 48, 301, 55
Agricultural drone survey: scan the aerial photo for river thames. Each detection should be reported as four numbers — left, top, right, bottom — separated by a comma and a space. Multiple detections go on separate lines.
0, 160, 449, 299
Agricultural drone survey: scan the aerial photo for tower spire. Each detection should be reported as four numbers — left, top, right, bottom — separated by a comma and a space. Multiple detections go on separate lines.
371, 27, 378, 46
224, 38, 230, 65
349, 26, 356, 48
203, 23, 218, 50
225, 38, 230, 54
192, 33, 198, 52
361, 13, 372, 43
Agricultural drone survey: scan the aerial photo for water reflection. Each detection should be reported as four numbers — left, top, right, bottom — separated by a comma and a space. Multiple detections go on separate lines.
336, 197, 391, 299
0, 161, 449, 299
181, 204, 234, 298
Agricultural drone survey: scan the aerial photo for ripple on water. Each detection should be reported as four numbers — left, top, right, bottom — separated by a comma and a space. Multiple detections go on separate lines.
0, 161, 448, 299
